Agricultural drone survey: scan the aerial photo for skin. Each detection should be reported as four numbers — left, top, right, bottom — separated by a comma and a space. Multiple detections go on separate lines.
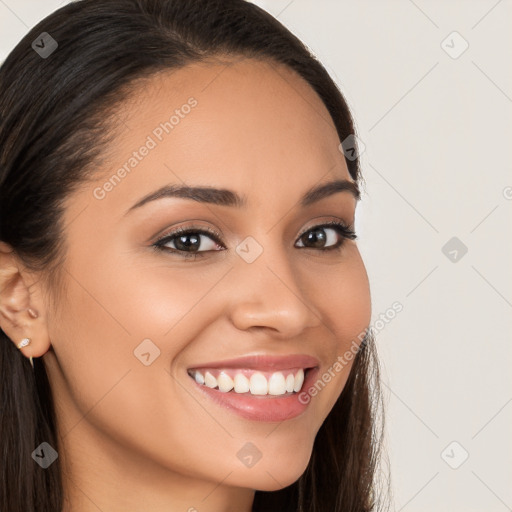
0, 58, 371, 511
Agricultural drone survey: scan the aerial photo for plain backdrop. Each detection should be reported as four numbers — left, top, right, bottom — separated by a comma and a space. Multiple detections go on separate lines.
1, 1, 511, 511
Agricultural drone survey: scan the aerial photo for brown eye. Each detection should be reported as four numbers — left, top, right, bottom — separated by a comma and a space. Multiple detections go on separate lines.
295, 222, 357, 250
154, 228, 224, 255
159, 232, 220, 252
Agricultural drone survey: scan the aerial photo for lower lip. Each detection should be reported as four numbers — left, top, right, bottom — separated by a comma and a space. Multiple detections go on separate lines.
189, 368, 319, 422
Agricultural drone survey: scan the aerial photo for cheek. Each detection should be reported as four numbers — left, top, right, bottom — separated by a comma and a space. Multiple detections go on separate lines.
50, 250, 232, 391
297, 246, 371, 413
47, 253, 242, 479
305, 245, 371, 346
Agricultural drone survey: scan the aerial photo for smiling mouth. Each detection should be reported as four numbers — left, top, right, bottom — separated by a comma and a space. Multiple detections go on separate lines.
186, 367, 314, 397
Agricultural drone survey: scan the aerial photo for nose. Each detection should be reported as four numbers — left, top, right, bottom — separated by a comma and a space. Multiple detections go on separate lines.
226, 245, 322, 338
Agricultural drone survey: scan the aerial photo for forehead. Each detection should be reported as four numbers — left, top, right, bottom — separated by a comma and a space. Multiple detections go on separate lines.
82, 57, 351, 217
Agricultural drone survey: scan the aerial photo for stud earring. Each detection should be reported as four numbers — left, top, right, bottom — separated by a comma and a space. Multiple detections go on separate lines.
17, 338, 31, 349
17, 338, 35, 369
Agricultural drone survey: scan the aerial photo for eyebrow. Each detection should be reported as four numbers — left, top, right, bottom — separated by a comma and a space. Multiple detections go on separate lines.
125, 178, 360, 214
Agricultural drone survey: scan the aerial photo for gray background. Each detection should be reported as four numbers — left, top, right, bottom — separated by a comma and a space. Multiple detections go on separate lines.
1, 1, 511, 510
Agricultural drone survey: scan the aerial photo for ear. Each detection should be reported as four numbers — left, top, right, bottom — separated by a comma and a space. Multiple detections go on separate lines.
0, 241, 51, 360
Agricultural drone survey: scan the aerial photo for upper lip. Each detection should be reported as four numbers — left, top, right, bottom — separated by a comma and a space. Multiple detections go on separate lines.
188, 354, 320, 372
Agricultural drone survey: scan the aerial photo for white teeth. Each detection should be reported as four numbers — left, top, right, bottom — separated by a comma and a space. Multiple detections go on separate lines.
234, 373, 250, 393
191, 368, 308, 395
293, 368, 304, 392
285, 373, 295, 393
217, 372, 234, 393
204, 371, 217, 388
268, 372, 286, 395
250, 372, 268, 395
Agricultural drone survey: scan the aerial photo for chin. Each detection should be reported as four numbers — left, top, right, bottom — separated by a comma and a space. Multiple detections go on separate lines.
245, 449, 312, 492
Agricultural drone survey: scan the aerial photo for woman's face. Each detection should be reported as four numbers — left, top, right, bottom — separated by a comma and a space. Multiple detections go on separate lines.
43, 58, 371, 506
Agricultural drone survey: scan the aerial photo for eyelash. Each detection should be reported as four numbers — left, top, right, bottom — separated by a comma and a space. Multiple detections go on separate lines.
152, 220, 357, 260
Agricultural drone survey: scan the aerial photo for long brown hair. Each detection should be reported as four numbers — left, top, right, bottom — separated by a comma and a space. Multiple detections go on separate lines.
0, 1, 390, 510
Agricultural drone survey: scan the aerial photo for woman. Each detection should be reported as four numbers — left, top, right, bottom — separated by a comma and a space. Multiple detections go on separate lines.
0, 0, 389, 510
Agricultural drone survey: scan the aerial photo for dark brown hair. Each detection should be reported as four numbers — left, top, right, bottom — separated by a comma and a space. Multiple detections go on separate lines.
0, 1, 389, 510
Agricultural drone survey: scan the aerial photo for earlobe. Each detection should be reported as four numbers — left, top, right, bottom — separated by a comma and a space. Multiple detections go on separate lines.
0, 241, 51, 360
